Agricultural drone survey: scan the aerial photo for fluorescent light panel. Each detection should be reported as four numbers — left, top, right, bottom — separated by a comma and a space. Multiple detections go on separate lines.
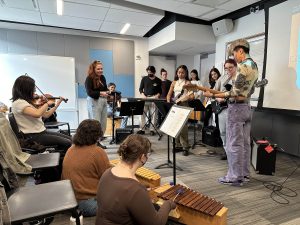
57, 0, 63, 15
120, 23, 130, 34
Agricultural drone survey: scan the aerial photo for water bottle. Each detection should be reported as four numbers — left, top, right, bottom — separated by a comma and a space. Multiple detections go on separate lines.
70, 211, 83, 225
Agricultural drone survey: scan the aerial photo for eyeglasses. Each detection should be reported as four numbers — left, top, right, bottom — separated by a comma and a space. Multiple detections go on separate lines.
224, 66, 234, 70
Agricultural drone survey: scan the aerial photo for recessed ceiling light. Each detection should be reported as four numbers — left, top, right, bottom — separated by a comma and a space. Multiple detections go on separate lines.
57, 0, 63, 16
120, 23, 130, 34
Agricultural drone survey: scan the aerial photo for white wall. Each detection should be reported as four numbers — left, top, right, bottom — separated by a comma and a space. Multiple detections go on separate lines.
215, 10, 265, 69
176, 55, 195, 75
200, 53, 215, 86
149, 55, 176, 80
134, 38, 149, 97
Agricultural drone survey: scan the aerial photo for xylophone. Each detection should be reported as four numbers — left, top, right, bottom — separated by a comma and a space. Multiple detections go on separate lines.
110, 159, 161, 188
155, 184, 228, 225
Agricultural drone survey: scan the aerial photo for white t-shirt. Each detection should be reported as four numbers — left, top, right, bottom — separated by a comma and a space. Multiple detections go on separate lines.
191, 80, 203, 99
11, 99, 46, 134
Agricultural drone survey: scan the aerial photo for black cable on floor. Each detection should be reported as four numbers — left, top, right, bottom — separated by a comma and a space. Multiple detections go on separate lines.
252, 153, 299, 205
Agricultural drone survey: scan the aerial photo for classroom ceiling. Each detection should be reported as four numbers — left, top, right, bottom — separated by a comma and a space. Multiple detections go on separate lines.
0, 0, 261, 37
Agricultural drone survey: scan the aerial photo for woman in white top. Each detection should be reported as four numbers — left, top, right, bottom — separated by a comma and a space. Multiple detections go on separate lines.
190, 69, 203, 100
166, 65, 192, 156
11, 75, 71, 152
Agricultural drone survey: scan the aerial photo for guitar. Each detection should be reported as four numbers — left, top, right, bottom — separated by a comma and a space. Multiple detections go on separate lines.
172, 90, 194, 104
188, 79, 269, 114
183, 78, 268, 94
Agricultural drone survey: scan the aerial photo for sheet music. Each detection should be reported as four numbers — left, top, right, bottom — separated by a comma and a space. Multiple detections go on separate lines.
159, 105, 193, 138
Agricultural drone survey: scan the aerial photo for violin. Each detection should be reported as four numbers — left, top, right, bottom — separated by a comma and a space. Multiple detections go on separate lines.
33, 94, 68, 107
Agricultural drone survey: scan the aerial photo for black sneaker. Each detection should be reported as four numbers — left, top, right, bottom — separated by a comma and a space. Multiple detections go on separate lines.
182, 150, 189, 156
220, 153, 227, 160
97, 141, 107, 149
137, 130, 145, 135
149, 131, 155, 136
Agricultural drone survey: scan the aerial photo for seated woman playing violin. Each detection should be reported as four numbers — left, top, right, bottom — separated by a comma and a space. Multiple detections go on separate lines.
11, 75, 71, 153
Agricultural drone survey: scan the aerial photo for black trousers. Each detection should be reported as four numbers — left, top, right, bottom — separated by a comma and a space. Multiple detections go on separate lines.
24, 130, 72, 152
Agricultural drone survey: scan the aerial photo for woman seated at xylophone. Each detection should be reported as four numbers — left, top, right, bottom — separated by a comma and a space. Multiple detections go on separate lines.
96, 134, 176, 225
62, 119, 110, 217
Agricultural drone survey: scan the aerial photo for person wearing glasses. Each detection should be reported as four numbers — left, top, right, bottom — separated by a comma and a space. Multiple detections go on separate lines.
137, 66, 162, 135
204, 39, 258, 186
96, 134, 176, 225
213, 59, 237, 160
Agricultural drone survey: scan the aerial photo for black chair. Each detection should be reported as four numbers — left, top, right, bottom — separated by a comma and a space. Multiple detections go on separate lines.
8, 112, 60, 154
45, 121, 71, 136
8, 112, 23, 139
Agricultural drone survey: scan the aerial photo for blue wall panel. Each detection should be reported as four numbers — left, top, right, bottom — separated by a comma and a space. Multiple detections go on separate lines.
114, 74, 134, 97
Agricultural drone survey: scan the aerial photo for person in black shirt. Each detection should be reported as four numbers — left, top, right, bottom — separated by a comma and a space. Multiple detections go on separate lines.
137, 66, 162, 135
85, 60, 109, 135
157, 68, 171, 127
160, 68, 172, 99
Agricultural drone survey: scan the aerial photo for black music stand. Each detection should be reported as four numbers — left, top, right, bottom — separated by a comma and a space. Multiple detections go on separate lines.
154, 102, 182, 171
159, 105, 192, 185
188, 99, 206, 149
109, 91, 121, 144
119, 101, 145, 134
140, 99, 163, 140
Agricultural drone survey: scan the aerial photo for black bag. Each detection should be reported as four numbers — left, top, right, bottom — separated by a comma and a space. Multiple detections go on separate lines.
202, 126, 223, 147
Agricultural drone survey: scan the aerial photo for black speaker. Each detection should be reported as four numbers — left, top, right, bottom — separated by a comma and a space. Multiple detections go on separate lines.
116, 128, 132, 144
251, 139, 276, 175
202, 126, 223, 147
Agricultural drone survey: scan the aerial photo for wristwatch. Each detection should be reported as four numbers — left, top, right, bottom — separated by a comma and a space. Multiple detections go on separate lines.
212, 94, 216, 99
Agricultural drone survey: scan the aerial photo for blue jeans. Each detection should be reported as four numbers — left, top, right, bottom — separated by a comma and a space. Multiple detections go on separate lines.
107, 105, 128, 128
78, 198, 97, 217
87, 96, 107, 133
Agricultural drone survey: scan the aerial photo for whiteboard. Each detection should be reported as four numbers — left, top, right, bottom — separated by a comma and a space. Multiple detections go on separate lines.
0, 54, 76, 110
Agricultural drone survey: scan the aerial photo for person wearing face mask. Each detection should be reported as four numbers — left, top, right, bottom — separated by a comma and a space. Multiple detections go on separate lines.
213, 59, 237, 160
137, 66, 162, 135
166, 65, 192, 156
96, 134, 176, 225
85, 60, 109, 148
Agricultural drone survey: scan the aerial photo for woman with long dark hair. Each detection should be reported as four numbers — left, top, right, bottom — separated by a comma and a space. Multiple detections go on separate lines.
11, 75, 71, 152
208, 67, 221, 89
166, 65, 192, 156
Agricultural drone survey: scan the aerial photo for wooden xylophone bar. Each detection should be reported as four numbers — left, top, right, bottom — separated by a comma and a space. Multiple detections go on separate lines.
110, 159, 161, 188
158, 184, 223, 217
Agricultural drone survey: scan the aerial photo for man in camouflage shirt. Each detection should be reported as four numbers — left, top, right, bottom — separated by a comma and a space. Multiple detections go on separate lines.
205, 39, 258, 186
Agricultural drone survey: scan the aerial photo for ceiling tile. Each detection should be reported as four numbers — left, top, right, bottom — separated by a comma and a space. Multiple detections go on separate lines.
0, 7, 42, 24
110, 3, 152, 14
124, 0, 183, 12
217, 0, 260, 11
37, 0, 56, 13
105, 8, 163, 27
192, 0, 229, 8
41, 13, 102, 31
100, 21, 150, 36
66, 0, 110, 8
2, 0, 37, 10
38, 0, 109, 20
199, 8, 230, 20
179, 3, 214, 17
